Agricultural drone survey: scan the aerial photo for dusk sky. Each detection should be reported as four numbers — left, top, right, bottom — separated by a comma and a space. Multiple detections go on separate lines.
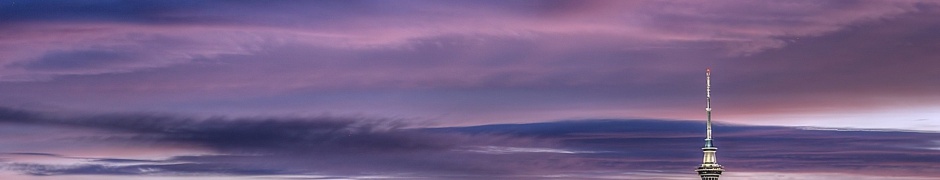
1, 0, 940, 179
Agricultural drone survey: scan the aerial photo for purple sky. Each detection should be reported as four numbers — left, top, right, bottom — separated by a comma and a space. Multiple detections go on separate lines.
1, 0, 940, 179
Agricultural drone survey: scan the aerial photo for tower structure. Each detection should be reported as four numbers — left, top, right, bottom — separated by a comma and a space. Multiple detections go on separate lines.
695, 68, 724, 180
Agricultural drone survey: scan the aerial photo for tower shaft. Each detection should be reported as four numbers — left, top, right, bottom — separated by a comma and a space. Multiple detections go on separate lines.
696, 68, 723, 180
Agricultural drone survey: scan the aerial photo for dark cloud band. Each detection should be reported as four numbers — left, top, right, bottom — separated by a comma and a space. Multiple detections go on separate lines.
0, 108, 938, 179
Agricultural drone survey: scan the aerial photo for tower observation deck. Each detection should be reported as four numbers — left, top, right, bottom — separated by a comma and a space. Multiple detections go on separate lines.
695, 68, 724, 180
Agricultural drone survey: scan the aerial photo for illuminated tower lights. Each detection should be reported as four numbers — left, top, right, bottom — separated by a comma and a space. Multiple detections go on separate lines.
695, 68, 724, 180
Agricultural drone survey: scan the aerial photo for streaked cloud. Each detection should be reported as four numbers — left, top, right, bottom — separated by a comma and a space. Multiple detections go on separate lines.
461, 146, 598, 154
0, 0, 938, 129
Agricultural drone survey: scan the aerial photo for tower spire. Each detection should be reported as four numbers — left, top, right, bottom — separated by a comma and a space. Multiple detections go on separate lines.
696, 68, 724, 180
706, 68, 712, 140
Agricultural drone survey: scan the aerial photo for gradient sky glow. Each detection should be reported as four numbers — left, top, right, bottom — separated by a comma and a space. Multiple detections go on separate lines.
2, 0, 940, 179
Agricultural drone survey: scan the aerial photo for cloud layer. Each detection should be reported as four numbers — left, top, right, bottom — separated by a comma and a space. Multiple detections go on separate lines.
2, 1, 940, 179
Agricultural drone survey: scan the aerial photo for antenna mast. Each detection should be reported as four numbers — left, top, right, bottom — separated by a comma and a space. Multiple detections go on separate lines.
706, 68, 712, 140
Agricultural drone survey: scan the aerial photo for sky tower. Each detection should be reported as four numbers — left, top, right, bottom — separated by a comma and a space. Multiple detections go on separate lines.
696, 68, 724, 180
